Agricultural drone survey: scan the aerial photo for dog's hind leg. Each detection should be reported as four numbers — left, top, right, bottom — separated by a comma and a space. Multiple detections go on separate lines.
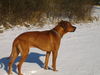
17, 44, 29, 75
44, 51, 51, 69
17, 52, 29, 75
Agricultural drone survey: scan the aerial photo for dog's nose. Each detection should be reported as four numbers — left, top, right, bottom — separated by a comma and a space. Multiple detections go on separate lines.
74, 27, 76, 30
73, 27, 76, 32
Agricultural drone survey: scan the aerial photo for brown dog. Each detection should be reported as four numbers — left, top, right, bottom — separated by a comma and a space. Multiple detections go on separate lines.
8, 20, 76, 75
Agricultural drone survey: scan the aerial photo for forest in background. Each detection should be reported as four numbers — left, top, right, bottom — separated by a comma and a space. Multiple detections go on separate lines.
0, 0, 99, 28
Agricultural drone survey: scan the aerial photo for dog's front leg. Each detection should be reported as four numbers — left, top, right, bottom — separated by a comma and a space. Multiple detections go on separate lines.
52, 50, 58, 71
44, 51, 51, 69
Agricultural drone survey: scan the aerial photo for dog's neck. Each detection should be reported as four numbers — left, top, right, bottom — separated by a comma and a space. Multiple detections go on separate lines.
52, 29, 61, 38
52, 26, 67, 38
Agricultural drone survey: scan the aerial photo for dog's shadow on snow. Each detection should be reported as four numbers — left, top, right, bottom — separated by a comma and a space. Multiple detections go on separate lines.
0, 52, 45, 74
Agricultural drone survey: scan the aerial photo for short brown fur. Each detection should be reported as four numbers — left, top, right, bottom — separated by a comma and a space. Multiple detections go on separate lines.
8, 20, 76, 75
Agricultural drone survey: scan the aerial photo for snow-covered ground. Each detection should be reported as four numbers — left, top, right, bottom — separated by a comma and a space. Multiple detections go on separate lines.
0, 6, 100, 75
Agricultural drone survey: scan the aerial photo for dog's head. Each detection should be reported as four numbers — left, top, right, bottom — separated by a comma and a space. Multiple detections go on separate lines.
58, 20, 76, 33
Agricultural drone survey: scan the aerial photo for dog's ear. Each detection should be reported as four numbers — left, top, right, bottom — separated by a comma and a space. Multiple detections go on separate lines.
58, 20, 64, 25
61, 20, 64, 22
61, 23, 67, 32
58, 20, 68, 32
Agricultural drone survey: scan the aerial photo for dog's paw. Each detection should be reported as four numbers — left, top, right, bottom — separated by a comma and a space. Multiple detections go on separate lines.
18, 73, 23, 75
8, 71, 13, 75
44, 67, 48, 70
53, 69, 58, 72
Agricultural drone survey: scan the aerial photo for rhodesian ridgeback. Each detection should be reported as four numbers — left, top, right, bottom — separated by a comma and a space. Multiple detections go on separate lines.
8, 20, 76, 75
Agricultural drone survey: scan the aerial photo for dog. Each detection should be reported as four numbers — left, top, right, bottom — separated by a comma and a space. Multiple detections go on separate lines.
8, 20, 76, 75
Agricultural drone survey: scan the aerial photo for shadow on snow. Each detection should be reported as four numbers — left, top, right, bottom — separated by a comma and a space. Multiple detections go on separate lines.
0, 52, 45, 74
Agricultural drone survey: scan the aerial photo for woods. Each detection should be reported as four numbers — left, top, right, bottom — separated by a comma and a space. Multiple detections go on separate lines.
0, 0, 96, 27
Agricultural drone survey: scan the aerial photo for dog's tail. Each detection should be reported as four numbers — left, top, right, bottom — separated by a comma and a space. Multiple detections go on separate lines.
7, 41, 18, 59
7, 46, 14, 59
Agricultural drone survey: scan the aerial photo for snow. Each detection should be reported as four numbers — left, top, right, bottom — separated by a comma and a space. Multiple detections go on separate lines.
0, 6, 100, 75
